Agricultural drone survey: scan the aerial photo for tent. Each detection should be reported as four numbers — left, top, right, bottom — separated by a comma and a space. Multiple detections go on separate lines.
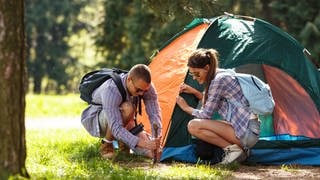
138, 14, 320, 165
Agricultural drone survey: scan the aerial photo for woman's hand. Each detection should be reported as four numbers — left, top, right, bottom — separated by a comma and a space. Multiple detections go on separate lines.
180, 83, 194, 94
179, 83, 203, 100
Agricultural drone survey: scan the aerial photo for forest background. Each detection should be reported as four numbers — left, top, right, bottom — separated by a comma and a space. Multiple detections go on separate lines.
25, 0, 320, 95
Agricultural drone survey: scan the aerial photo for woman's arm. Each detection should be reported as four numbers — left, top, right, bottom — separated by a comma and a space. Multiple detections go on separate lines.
176, 95, 194, 115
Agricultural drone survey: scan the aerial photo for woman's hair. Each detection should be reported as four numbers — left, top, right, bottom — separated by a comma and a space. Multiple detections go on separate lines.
187, 48, 219, 103
129, 64, 151, 83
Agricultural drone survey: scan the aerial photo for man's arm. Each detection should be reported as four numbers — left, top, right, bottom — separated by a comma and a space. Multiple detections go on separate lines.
99, 80, 140, 149
142, 83, 162, 136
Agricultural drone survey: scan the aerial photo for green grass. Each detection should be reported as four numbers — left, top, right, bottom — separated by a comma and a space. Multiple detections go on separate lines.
21, 94, 236, 179
26, 94, 87, 118
22, 128, 233, 179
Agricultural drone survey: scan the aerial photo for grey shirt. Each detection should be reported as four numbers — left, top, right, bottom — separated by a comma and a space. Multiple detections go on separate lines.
81, 73, 162, 149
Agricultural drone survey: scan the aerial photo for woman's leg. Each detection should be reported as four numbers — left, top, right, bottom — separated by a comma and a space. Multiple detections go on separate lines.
188, 119, 241, 148
188, 119, 246, 164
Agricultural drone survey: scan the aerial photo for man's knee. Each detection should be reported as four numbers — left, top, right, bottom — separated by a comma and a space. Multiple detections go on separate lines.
120, 101, 135, 124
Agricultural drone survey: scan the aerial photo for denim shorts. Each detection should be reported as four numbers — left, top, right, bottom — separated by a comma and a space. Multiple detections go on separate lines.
240, 119, 260, 149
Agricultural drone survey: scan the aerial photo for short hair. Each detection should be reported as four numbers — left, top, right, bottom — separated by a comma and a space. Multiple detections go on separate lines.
128, 64, 151, 83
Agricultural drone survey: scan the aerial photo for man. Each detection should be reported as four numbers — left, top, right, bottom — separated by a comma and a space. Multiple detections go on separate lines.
81, 64, 162, 159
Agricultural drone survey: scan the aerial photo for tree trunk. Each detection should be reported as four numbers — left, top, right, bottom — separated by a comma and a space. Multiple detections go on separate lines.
0, 0, 29, 178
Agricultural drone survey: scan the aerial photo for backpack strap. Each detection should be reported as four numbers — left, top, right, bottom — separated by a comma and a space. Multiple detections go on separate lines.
110, 72, 126, 103
217, 69, 251, 119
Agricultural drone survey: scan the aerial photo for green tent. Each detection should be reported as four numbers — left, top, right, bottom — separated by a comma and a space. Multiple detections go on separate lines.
139, 14, 320, 165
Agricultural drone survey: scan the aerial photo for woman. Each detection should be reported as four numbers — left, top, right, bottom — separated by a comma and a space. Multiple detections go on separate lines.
176, 48, 260, 164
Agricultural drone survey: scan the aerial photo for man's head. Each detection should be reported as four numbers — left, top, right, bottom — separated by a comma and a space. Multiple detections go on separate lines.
127, 64, 151, 96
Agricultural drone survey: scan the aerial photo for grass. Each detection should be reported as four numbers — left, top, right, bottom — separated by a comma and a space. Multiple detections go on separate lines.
26, 94, 87, 118
21, 94, 236, 179
280, 164, 299, 172
22, 128, 233, 179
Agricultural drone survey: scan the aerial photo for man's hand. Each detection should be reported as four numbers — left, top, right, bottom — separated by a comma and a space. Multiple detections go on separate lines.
136, 132, 160, 150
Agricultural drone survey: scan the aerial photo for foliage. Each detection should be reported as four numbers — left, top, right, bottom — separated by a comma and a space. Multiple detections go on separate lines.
25, 0, 86, 93
22, 129, 232, 179
25, 0, 320, 94
96, 0, 160, 69
25, 94, 87, 118
269, 0, 320, 67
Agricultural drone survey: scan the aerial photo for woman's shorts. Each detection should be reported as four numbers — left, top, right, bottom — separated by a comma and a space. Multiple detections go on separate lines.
240, 118, 260, 149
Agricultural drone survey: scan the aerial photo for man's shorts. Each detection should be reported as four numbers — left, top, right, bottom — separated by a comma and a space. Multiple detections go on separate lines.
98, 110, 108, 137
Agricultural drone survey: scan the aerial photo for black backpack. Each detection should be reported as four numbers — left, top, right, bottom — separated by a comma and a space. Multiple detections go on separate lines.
194, 139, 224, 164
79, 68, 128, 104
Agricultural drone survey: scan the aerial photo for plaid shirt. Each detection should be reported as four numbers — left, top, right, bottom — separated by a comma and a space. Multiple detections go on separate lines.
192, 69, 252, 138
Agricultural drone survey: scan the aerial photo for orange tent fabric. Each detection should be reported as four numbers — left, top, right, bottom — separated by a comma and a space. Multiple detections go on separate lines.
137, 24, 209, 143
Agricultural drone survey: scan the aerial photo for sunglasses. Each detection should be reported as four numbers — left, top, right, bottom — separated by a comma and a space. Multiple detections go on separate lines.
188, 72, 201, 78
132, 80, 147, 93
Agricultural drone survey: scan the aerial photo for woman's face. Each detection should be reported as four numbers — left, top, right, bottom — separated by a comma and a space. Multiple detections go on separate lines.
188, 65, 209, 84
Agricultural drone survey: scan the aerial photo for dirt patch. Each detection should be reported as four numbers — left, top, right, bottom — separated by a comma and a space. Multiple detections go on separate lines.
123, 161, 320, 179
117, 158, 320, 179
231, 165, 320, 179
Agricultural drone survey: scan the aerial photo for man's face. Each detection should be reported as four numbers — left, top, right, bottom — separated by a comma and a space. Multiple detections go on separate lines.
128, 77, 150, 96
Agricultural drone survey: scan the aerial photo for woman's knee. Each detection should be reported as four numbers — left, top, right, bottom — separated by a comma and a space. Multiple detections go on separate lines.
187, 119, 201, 135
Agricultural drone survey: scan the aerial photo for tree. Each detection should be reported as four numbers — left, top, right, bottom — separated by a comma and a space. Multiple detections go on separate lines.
269, 0, 320, 67
25, 0, 85, 93
96, 0, 262, 70
0, 0, 29, 178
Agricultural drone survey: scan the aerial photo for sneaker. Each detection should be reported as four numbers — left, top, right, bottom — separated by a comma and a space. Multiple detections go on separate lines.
220, 144, 245, 164
100, 141, 114, 159
118, 141, 130, 154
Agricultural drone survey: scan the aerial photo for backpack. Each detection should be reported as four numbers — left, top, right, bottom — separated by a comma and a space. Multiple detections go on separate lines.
223, 69, 275, 116
194, 139, 224, 164
79, 68, 128, 104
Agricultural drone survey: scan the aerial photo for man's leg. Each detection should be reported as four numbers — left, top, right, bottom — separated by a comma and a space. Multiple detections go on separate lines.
118, 102, 136, 153
99, 111, 115, 159
99, 101, 136, 159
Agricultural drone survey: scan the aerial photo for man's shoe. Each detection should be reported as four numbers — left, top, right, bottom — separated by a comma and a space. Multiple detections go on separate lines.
220, 144, 245, 164
118, 141, 130, 154
100, 141, 114, 159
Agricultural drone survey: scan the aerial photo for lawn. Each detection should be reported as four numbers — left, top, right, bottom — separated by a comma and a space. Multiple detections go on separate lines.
25, 94, 87, 118
22, 94, 320, 179
23, 94, 235, 179
25, 129, 232, 179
